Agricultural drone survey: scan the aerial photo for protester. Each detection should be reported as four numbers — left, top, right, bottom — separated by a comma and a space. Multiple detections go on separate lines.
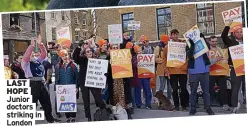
43, 57, 53, 91
4, 57, 18, 79
221, 20, 246, 113
135, 36, 153, 109
155, 34, 172, 99
162, 29, 189, 111
208, 35, 230, 110
187, 33, 215, 115
21, 36, 61, 123
55, 49, 79, 123
11, 54, 26, 79
73, 45, 106, 121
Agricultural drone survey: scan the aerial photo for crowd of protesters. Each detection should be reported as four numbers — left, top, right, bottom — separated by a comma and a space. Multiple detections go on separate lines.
4, 20, 246, 123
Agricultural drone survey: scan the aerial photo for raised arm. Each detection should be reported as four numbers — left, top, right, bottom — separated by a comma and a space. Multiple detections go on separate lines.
221, 26, 232, 47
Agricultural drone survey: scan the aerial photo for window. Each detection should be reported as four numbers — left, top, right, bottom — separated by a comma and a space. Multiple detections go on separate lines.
10, 14, 19, 26
61, 11, 65, 20
51, 11, 56, 19
196, 3, 215, 35
32, 13, 40, 32
74, 13, 78, 24
83, 31, 87, 40
121, 13, 134, 36
156, 7, 172, 39
52, 27, 56, 40
75, 30, 80, 41
3, 41, 9, 55
82, 14, 87, 25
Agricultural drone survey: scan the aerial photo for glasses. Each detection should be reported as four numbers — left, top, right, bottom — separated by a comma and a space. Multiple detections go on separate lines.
84, 43, 88, 45
86, 50, 91, 53
112, 46, 118, 49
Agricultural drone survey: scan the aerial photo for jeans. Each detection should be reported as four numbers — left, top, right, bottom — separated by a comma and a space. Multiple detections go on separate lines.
159, 76, 172, 99
135, 78, 152, 107
189, 73, 211, 111
131, 87, 136, 107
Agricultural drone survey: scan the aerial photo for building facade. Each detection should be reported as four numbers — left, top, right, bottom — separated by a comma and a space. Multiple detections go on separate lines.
2, 12, 46, 62
95, 1, 243, 46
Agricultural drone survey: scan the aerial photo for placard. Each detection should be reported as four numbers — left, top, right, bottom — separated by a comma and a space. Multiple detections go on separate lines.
222, 6, 242, 32
128, 21, 141, 30
167, 41, 187, 67
229, 44, 245, 76
85, 58, 109, 89
108, 24, 123, 44
56, 85, 77, 112
56, 27, 72, 48
183, 25, 209, 59
137, 54, 155, 78
209, 48, 229, 76
110, 49, 133, 79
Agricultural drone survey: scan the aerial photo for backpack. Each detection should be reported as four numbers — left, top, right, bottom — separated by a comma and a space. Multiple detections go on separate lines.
93, 108, 117, 121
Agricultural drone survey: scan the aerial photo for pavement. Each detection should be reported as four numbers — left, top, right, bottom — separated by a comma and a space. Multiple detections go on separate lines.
34, 75, 247, 124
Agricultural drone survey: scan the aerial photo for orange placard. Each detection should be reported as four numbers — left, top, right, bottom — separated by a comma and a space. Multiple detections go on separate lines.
110, 49, 133, 79
229, 45, 245, 76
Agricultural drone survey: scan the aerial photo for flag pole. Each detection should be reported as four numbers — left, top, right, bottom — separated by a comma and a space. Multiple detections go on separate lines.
34, 12, 38, 52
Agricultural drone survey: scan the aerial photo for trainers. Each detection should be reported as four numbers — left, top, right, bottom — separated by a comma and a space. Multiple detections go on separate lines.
231, 107, 239, 114
88, 118, 92, 122
189, 110, 197, 115
223, 105, 231, 111
206, 108, 215, 115
146, 106, 152, 109
175, 106, 180, 111
71, 118, 76, 122
56, 113, 62, 118
66, 118, 71, 123
182, 107, 188, 111
48, 119, 61, 123
136, 106, 141, 109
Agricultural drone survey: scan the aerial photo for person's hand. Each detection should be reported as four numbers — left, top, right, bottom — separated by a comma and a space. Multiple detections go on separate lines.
200, 33, 205, 38
75, 88, 78, 93
31, 38, 35, 47
225, 19, 233, 26
37, 34, 42, 44
188, 38, 194, 46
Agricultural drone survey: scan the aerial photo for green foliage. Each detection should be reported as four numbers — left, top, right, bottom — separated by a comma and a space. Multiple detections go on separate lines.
0, 0, 50, 12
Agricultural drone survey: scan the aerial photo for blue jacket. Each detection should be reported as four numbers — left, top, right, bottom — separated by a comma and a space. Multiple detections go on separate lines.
55, 61, 79, 88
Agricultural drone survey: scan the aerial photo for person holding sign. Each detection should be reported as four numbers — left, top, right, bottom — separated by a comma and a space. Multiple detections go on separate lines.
221, 20, 245, 113
208, 36, 230, 110
55, 49, 79, 123
162, 29, 189, 111
136, 36, 153, 109
72, 45, 106, 121
22, 35, 61, 123
187, 34, 215, 115
155, 34, 172, 100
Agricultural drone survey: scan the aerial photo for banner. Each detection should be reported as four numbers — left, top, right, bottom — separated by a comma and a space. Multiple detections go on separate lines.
222, 6, 242, 32
56, 85, 77, 112
56, 27, 72, 48
128, 21, 141, 30
110, 49, 133, 79
108, 24, 123, 44
209, 48, 229, 76
229, 44, 245, 76
167, 41, 187, 67
183, 25, 209, 59
137, 54, 155, 78
85, 58, 109, 89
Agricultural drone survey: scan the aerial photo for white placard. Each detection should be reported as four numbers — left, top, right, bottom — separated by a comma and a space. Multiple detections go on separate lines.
85, 58, 109, 89
128, 21, 141, 30
108, 24, 123, 44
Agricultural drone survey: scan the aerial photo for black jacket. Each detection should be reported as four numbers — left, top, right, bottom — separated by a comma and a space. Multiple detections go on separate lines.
11, 63, 26, 79
221, 26, 241, 66
186, 34, 211, 69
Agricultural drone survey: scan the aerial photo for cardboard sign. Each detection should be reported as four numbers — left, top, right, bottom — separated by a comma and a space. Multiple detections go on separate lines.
56, 85, 77, 112
108, 24, 123, 44
137, 54, 155, 78
128, 21, 141, 30
209, 48, 229, 76
167, 42, 187, 67
110, 49, 133, 79
57, 27, 72, 48
222, 6, 242, 32
85, 58, 109, 89
183, 25, 209, 59
229, 44, 245, 76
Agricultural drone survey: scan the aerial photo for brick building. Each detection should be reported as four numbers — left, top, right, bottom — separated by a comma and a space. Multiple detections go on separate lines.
45, 10, 93, 51
2, 12, 46, 62
95, 1, 243, 46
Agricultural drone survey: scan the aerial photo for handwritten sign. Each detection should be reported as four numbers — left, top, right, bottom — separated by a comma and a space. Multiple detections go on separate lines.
229, 44, 244, 76
183, 25, 209, 59
167, 42, 187, 67
108, 24, 123, 44
128, 21, 141, 30
110, 49, 133, 79
85, 58, 109, 89
209, 48, 229, 76
56, 85, 77, 112
222, 6, 242, 32
56, 27, 72, 48
137, 54, 155, 78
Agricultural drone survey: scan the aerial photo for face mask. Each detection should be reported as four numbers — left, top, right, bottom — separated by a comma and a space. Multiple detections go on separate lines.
30, 57, 37, 62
